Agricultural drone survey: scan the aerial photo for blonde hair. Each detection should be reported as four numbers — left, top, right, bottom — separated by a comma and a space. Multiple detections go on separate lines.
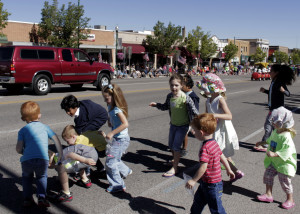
20, 101, 40, 122
278, 127, 297, 138
190, 113, 217, 135
62, 125, 78, 139
102, 84, 128, 118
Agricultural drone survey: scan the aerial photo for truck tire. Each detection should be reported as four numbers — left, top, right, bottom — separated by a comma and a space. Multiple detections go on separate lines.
97, 73, 110, 90
70, 84, 83, 90
33, 74, 51, 95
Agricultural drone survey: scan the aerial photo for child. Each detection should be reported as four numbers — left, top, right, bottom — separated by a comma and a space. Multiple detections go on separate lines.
197, 73, 244, 182
49, 143, 98, 202
255, 107, 296, 210
149, 74, 199, 177
100, 83, 132, 193
181, 74, 200, 157
62, 125, 107, 174
60, 94, 108, 135
186, 113, 235, 214
254, 64, 295, 152
16, 101, 63, 207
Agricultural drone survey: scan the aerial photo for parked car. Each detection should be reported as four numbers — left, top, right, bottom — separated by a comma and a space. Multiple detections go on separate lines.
0, 46, 113, 95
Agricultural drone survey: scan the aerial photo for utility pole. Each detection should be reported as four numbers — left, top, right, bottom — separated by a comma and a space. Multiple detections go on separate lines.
77, 0, 80, 49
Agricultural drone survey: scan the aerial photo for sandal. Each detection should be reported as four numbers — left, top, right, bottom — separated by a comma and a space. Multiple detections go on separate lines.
257, 194, 273, 203
281, 201, 295, 209
253, 145, 267, 152
162, 170, 176, 177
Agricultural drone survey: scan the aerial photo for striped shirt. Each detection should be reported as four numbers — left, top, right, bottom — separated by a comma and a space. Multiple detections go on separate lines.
199, 139, 223, 183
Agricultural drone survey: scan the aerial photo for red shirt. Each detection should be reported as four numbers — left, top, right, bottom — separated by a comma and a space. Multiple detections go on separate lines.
199, 139, 223, 183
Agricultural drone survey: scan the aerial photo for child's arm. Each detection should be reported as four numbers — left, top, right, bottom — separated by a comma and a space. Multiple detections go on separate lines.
266, 151, 279, 157
185, 162, 207, 189
214, 97, 232, 120
149, 94, 170, 111
255, 141, 267, 147
106, 111, 128, 140
220, 154, 235, 179
65, 152, 96, 165
280, 85, 290, 97
51, 134, 63, 162
149, 102, 157, 107
16, 140, 24, 154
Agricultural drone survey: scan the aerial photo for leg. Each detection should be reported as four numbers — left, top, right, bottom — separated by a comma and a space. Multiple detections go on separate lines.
117, 137, 131, 178
191, 182, 207, 214
57, 164, 70, 194
257, 165, 276, 202
205, 181, 226, 214
278, 173, 294, 204
34, 159, 49, 198
262, 112, 273, 143
21, 160, 34, 199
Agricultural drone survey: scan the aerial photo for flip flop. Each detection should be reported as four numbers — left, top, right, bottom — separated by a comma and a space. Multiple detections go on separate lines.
253, 146, 267, 152
162, 170, 175, 177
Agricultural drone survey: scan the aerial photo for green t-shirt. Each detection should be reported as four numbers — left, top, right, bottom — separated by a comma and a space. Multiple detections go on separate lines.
170, 91, 189, 126
264, 130, 297, 177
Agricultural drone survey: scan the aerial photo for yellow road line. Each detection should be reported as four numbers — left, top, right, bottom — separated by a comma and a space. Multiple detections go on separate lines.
0, 80, 247, 105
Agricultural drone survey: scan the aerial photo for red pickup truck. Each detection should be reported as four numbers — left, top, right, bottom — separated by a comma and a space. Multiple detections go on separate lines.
0, 46, 113, 95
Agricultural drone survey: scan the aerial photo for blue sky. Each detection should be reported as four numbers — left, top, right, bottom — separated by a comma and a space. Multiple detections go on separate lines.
2, 0, 300, 48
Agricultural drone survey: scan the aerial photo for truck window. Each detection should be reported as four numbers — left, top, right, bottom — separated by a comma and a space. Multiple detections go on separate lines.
74, 50, 90, 62
62, 49, 72, 62
0, 47, 13, 61
38, 50, 54, 59
21, 49, 38, 59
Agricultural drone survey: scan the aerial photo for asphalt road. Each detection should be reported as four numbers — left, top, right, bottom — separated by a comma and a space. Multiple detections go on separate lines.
0, 74, 299, 214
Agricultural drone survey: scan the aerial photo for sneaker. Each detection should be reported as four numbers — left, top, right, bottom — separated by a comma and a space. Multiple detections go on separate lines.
106, 186, 125, 193
230, 170, 244, 182
23, 197, 34, 207
38, 197, 50, 207
77, 179, 92, 188
56, 191, 73, 202
72, 173, 80, 181
180, 149, 188, 157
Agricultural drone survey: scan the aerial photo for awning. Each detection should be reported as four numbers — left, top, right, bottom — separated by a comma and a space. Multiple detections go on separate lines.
122, 43, 145, 54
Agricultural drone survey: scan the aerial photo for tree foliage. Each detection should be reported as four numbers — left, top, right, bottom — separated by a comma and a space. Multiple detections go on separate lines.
38, 0, 90, 48
251, 47, 267, 63
185, 26, 204, 57
291, 49, 300, 65
223, 42, 238, 62
0, 0, 10, 37
273, 50, 289, 64
144, 21, 183, 56
199, 33, 218, 61
29, 24, 39, 44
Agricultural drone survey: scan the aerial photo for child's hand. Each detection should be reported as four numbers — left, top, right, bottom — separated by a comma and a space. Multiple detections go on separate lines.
106, 132, 114, 140
185, 179, 196, 189
149, 102, 157, 107
267, 151, 278, 157
259, 87, 265, 93
280, 86, 285, 93
85, 158, 96, 165
227, 170, 235, 180
99, 130, 106, 138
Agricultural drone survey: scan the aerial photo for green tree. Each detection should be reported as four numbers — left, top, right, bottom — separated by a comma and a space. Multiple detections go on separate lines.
199, 33, 218, 63
185, 26, 204, 57
0, 0, 10, 36
223, 42, 238, 65
273, 50, 289, 64
291, 49, 300, 65
145, 21, 182, 56
38, 0, 90, 48
251, 47, 267, 63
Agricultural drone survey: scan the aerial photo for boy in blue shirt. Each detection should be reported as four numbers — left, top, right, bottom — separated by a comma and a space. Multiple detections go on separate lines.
16, 101, 63, 208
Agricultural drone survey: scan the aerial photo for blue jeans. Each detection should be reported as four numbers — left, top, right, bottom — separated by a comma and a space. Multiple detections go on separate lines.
105, 136, 131, 190
262, 111, 273, 143
191, 180, 226, 214
21, 158, 49, 199
168, 124, 189, 152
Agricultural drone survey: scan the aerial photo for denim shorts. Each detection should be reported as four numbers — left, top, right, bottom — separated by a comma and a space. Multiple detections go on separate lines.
168, 124, 189, 152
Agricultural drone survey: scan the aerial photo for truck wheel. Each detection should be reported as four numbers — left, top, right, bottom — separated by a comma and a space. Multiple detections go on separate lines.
97, 73, 110, 90
70, 84, 83, 90
6, 84, 24, 94
33, 74, 51, 95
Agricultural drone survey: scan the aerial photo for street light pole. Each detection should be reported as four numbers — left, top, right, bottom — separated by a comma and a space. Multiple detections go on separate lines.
77, 0, 80, 49
115, 25, 119, 69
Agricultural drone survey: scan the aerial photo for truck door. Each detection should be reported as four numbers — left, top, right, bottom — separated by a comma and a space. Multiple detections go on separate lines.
72, 49, 97, 81
60, 49, 76, 82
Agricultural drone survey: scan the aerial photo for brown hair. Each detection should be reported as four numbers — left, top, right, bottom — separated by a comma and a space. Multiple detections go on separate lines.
190, 113, 217, 135
169, 73, 184, 86
62, 125, 78, 139
102, 84, 128, 118
20, 101, 40, 122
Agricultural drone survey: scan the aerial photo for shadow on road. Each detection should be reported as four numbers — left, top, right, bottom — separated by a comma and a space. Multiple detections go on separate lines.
0, 163, 82, 214
109, 191, 185, 214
